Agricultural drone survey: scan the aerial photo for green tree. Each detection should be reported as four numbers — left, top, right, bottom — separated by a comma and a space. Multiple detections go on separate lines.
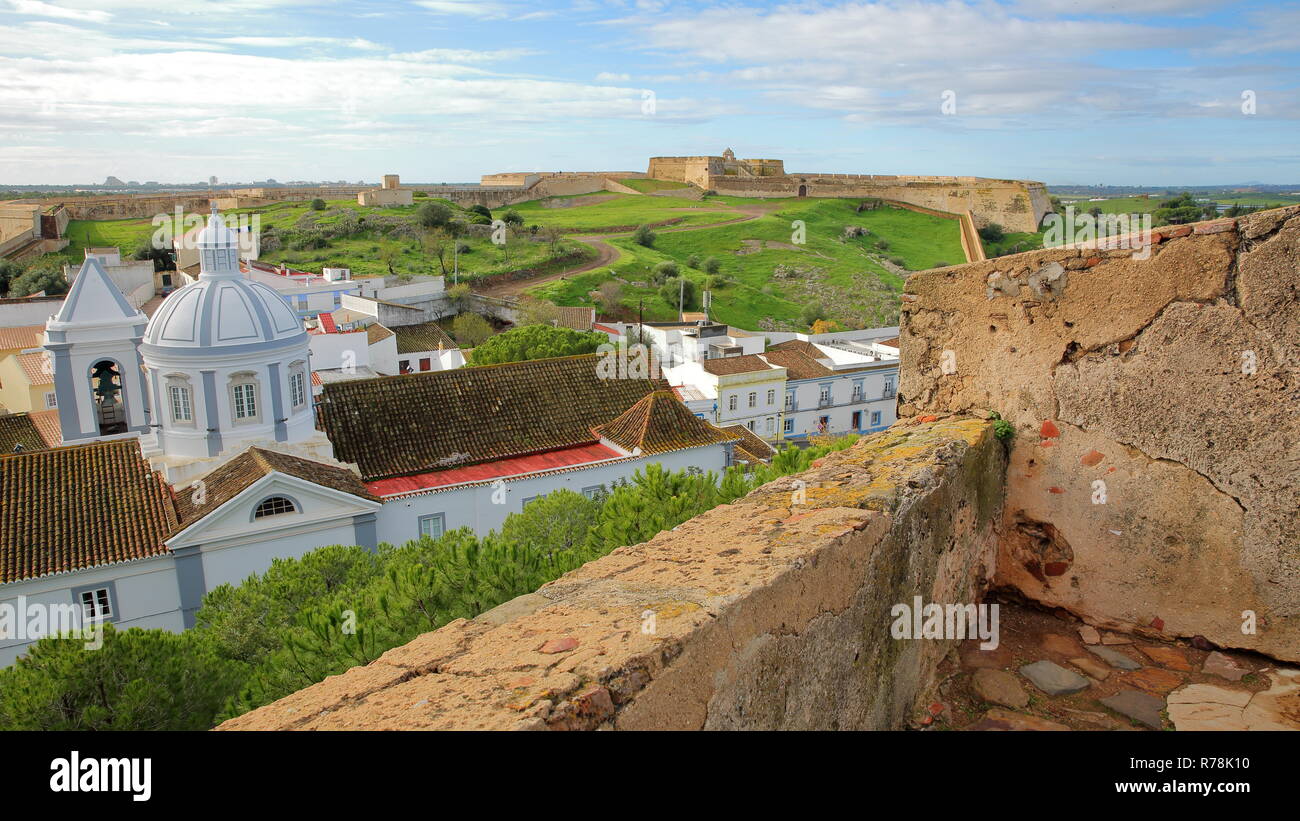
451, 312, 493, 347
632, 224, 656, 248
8, 257, 67, 298
701, 256, 721, 275
469, 204, 492, 219
0, 626, 246, 731
651, 260, 679, 284
800, 300, 826, 326
977, 222, 1005, 243
446, 282, 472, 313
416, 201, 452, 229
0, 258, 21, 296
1152, 192, 1202, 226
501, 489, 602, 554
469, 324, 605, 365
310, 198, 326, 211
658, 276, 698, 311
501, 209, 524, 227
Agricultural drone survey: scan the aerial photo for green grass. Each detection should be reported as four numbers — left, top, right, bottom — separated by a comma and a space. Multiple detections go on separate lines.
531, 197, 963, 330
618, 178, 689, 193
508, 193, 742, 231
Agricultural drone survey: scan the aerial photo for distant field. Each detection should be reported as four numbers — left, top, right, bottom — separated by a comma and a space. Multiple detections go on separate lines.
531, 197, 963, 330
508, 194, 740, 231
1053, 193, 1300, 215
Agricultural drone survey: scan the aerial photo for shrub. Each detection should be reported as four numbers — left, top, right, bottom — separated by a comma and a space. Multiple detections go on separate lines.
800, 300, 826, 326
416, 201, 452, 229
701, 256, 720, 275
501, 209, 524, 227
469, 204, 492, 219
978, 222, 1005, 243
632, 224, 656, 247
309, 198, 326, 211
651, 260, 679, 283
451, 312, 493, 347
686, 254, 701, 269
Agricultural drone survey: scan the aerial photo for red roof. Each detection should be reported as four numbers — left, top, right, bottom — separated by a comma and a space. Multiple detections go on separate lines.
366, 442, 624, 497
318, 313, 337, 333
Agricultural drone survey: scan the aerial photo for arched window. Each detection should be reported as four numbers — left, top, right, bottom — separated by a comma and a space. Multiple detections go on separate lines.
288, 360, 307, 410
253, 495, 297, 519
165, 374, 194, 425
228, 371, 260, 424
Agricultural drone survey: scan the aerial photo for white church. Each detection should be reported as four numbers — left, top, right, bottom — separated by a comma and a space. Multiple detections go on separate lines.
0, 208, 738, 666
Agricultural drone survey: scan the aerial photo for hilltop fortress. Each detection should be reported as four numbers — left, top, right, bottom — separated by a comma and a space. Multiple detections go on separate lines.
482, 148, 1054, 234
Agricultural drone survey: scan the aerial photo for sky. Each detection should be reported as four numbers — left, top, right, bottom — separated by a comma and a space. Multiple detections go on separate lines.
1, 0, 1298, 186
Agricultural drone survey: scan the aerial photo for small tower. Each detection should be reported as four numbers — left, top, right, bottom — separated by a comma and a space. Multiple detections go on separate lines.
43, 257, 151, 443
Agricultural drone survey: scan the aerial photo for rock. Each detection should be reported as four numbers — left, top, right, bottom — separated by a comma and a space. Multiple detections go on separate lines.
1168, 683, 1252, 708
1138, 645, 1192, 671
968, 707, 1070, 731
1058, 707, 1121, 729
1100, 632, 1132, 645
1124, 667, 1185, 694
1020, 660, 1091, 695
1167, 683, 1255, 731
1101, 690, 1166, 729
1240, 668, 1300, 731
1202, 651, 1249, 682
1040, 633, 1081, 656
1077, 625, 1101, 645
539, 637, 579, 654
1191, 635, 1216, 651
1069, 656, 1112, 681
972, 668, 1030, 709
1087, 645, 1143, 671
960, 641, 1013, 670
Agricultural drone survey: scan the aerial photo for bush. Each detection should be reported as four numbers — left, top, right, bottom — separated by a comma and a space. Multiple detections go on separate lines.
701, 256, 720, 275
658, 277, 697, 311
686, 254, 701, 269
309, 198, 326, 211
451, 312, 493, 347
874, 239, 890, 251
501, 209, 523, 227
978, 222, 1005, 243
469, 204, 492, 219
632, 224, 656, 248
651, 260, 679, 284
888, 255, 907, 268
7, 258, 67, 298
416, 201, 452, 229
470, 324, 605, 365
800, 300, 826, 326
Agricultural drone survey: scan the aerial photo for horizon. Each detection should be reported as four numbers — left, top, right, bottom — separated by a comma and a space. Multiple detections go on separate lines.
2, 0, 1298, 186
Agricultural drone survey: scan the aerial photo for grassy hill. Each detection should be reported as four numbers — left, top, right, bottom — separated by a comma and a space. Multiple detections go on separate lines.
529, 196, 964, 330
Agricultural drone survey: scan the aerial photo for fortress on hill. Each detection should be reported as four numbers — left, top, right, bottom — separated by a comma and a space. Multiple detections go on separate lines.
481, 148, 1053, 234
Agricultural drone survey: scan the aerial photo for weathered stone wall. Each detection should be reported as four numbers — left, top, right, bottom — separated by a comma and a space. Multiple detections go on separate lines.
218, 418, 1005, 730
899, 206, 1299, 662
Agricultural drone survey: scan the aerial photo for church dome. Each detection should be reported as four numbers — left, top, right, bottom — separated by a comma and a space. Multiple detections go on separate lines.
143, 207, 305, 351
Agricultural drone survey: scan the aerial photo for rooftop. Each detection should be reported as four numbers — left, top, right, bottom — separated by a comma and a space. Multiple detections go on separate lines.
174, 447, 376, 524
393, 321, 457, 354
592, 391, 739, 456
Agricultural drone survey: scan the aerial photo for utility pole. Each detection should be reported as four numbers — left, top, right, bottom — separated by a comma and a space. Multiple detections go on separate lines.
678, 276, 684, 320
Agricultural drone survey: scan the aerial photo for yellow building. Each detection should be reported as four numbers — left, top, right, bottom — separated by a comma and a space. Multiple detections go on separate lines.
0, 351, 55, 413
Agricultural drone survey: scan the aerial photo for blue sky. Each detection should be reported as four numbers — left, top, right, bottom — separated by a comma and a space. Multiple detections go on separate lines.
2, 0, 1298, 186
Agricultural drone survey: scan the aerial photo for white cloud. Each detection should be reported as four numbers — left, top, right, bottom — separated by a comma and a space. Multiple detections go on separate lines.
7, 0, 111, 22
212, 36, 386, 51
596, 71, 631, 81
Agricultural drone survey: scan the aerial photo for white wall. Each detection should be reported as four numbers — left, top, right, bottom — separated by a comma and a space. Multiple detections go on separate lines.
0, 555, 182, 667
783, 367, 898, 438
199, 519, 361, 590
309, 330, 371, 371
373, 446, 726, 546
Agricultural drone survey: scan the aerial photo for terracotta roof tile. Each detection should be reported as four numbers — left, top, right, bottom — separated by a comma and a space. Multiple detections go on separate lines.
554, 306, 595, 332
700, 354, 776, 376
0, 440, 178, 583
720, 424, 775, 463
759, 349, 834, 381
366, 323, 395, 346
27, 408, 61, 447
0, 413, 47, 454
174, 447, 377, 524
14, 351, 53, 386
593, 391, 739, 456
0, 325, 44, 352
768, 339, 825, 358
393, 322, 457, 354
318, 353, 670, 482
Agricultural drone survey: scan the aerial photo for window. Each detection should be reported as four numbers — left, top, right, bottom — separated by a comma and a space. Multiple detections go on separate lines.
818, 415, 829, 433
521, 493, 547, 509
418, 513, 445, 539
766, 389, 775, 406
169, 384, 192, 422
851, 381, 864, 401
296, 295, 309, 310
784, 392, 794, 410
728, 395, 737, 411
419, 358, 431, 372
581, 485, 605, 500
289, 361, 308, 409
79, 587, 112, 622
253, 495, 297, 519
747, 391, 756, 408
871, 411, 882, 427
819, 384, 831, 405
883, 376, 896, 397
765, 417, 775, 434
229, 373, 260, 423
746, 420, 755, 431
44, 392, 57, 409
783, 417, 794, 434
399, 359, 411, 374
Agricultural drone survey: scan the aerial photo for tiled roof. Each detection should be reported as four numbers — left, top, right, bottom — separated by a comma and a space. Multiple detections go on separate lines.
175, 447, 377, 525
0, 413, 47, 454
759, 349, 834, 381
14, 352, 53, 386
366, 323, 394, 345
318, 353, 670, 482
367, 442, 624, 498
554, 306, 596, 332
393, 321, 457, 354
0, 325, 44, 352
720, 424, 775, 463
0, 440, 178, 584
701, 354, 776, 376
768, 339, 825, 358
593, 391, 739, 456
879, 337, 900, 348
26, 409, 61, 448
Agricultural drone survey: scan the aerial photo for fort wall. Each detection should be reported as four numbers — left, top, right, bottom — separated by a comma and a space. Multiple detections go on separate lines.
900, 206, 1300, 662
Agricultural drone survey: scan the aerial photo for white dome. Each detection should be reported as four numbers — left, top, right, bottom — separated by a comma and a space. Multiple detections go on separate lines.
144, 276, 305, 349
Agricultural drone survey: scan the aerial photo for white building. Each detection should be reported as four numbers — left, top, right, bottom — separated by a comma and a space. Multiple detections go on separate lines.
0, 208, 736, 666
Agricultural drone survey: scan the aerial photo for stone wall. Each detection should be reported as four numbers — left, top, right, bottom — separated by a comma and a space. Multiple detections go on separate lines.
899, 206, 1299, 663
218, 418, 1005, 730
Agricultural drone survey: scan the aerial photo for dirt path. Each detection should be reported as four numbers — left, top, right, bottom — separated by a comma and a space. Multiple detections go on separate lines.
473, 202, 782, 299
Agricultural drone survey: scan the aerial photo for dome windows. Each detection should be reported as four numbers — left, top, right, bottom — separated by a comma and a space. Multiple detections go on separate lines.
252, 495, 297, 519
229, 372, 261, 425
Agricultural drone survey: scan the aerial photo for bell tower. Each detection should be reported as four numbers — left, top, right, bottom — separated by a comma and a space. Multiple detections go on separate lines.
43, 256, 151, 443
